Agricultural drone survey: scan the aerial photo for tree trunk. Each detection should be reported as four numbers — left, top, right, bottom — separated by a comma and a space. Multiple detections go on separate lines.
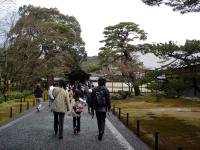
134, 85, 140, 96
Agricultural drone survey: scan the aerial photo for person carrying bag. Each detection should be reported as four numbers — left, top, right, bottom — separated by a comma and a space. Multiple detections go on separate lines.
51, 80, 71, 139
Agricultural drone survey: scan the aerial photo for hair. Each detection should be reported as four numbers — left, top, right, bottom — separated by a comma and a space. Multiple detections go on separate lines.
77, 83, 82, 90
74, 89, 81, 99
98, 77, 106, 86
59, 80, 66, 89
54, 82, 59, 87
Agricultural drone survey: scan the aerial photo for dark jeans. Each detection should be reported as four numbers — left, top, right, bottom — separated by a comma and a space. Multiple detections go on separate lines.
53, 112, 65, 137
73, 113, 81, 132
96, 111, 106, 135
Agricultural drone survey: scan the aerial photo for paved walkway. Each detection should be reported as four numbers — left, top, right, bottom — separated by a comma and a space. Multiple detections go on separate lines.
0, 102, 148, 150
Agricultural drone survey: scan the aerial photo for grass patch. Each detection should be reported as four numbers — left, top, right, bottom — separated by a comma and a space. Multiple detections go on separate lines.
0, 92, 48, 125
112, 94, 200, 150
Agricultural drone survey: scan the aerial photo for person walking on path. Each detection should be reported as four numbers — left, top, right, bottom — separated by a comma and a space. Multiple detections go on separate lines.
48, 83, 54, 106
70, 90, 83, 134
34, 82, 43, 112
86, 85, 92, 114
51, 80, 71, 139
67, 85, 74, 103
91, 77, 111, 141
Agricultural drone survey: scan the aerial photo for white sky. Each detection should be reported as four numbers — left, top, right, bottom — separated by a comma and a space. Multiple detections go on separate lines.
15, 0, 200, 69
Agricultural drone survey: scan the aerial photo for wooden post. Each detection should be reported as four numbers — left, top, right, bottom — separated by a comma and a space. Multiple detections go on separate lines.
33, 100, 35, 106
43, 95, 45, 101
118, 108, 121, 120
155, 132, 159, 150
20, 97, 23, 103
27, 101, 29, 110
113, 104, 115, 114
137, 120, 140, 136
10, 107, 12, 118
126, 113, 129, 126
20, 104, 22, 113
122, 82, 123, 91
112, 81, 113, 93
23, 96, 25, 102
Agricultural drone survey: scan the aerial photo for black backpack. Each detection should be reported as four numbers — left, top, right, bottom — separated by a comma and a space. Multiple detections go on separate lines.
95, 88, 107, 107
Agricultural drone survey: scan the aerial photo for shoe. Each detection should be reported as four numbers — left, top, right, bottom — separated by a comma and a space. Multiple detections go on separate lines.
59, 136, 63, 139
98, 133, 103, 141
54, 131, 57, 136
77, 129, 80, 134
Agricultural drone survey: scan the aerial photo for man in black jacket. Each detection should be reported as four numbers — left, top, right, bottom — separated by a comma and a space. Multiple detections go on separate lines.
34, 82, 43, 112
91, 77, 111, 141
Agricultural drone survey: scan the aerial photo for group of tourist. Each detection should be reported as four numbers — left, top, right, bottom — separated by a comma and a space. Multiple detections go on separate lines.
34, 77, 111, 141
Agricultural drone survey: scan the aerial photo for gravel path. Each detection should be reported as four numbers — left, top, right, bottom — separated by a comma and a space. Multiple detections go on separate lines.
0, 102, 148, 150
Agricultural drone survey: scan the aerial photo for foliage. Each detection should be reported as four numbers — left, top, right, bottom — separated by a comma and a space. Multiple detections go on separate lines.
140, 38, 200, 98
81, 56, 101, 73
137, 69, 193, 98
141, 0, 200, 14
0, 94, 4, 103
99, 22, 147, 95
143, 40, 200, 68
1, 5, 86, 91
164, 78, 189, 98
136, 69, 161, 85
6, 90, 32, 100
99, 22, 147, 66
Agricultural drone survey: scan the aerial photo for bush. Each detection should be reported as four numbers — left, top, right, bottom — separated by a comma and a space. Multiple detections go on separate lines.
22, 90, 33, 96
164, 78, 189, 98
0, 95, 4, 104
6, 90, 33, 100
147, 78, 190, 98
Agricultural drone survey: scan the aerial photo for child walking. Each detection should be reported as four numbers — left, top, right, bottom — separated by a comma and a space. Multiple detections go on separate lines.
71, 90, 84, 134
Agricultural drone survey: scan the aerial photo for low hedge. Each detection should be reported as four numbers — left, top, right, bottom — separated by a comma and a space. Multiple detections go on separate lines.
0, 95, 4, 104
5, 90, 33, 100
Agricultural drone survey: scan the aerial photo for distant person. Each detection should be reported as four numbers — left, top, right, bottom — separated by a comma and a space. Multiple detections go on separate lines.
71, 90, 83, 134
91, 77, 111, 141
68, 86, 74, 103
34, 82, 43, 112
86, 85, 92, 113
51, 80, 71, 139
48, 83, 54, 106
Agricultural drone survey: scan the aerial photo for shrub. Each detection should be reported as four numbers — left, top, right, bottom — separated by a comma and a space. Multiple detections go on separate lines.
5, 90, 33, 100
0, 95, 4, 104
164, 78, 189, 98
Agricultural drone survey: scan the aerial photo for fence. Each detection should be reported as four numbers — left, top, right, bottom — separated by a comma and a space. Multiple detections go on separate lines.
92, 81, 152, 93
0, 93, 48, 124
112, 105, 183, 150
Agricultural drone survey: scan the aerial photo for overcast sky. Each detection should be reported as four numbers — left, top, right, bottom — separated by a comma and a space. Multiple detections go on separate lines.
15, 0, 200, 69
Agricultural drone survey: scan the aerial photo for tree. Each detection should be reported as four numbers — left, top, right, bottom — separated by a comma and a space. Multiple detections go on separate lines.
81, 56, 101, 73
144, 40, 200, 68
141, 0, 200, 14
141, 40, 200, 97
4, 5, 86, 90
99, 22, 147, 96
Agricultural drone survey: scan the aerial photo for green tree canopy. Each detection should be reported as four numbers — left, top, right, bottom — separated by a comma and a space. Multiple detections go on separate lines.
99, 22, 147, 95
3, 5, 86, 89
141, 0, 200, 14
144, 40, 200, 68
99, 22, 147, 66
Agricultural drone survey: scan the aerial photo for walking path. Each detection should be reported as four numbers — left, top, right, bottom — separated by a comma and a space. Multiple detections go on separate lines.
0, 102, 148, 150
